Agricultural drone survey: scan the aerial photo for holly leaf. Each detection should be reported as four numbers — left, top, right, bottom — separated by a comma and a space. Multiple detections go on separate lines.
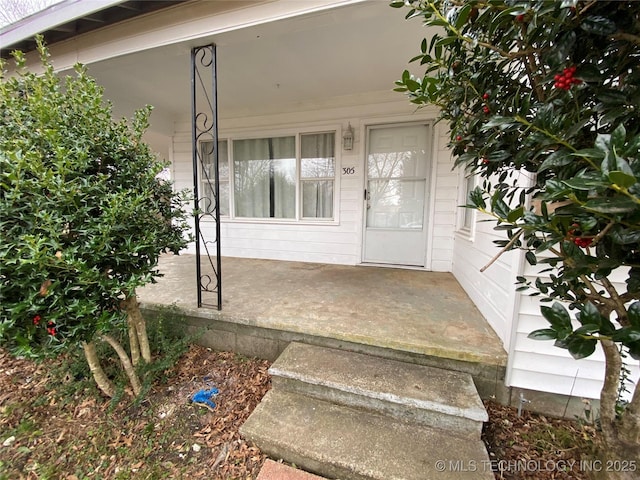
566, 335, 597, 360
528, 329, 557, 341
611, 228, 640, 245
584, 197, 637, 214
539, 150, 572, 172
628, 302, 640, 328
525, 251, 537, 266
562, 177, 607, 190
611, 327, 640, 344
483, 116, 515, 129
577, 302, 603, 326
581, 15, 617, 36
507, 206, 524, 223
608, 171, 636, 189
541, 302, 572, 337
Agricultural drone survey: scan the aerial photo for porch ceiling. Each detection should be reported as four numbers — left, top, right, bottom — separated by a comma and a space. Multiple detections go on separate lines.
78, 1, 435, 134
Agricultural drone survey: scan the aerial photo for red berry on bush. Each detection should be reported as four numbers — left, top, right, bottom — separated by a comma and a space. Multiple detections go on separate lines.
573, 237, 593, 248
483, 93, 490, 100
516, 14, 524, 22
483, 105, 490, 114
553, 66, 581, 91
456, 135, 462, 141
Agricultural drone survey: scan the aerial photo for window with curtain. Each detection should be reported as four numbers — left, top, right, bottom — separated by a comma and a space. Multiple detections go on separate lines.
201, 139, 229, 216
301, 132, 335, 219
233, 136, 296, 219
200, 131, 336, 221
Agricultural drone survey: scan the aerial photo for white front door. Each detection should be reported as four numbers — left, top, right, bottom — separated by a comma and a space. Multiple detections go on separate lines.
363, 123, 431, 266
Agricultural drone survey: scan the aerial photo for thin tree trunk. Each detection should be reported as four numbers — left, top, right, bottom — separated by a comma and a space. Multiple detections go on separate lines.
127, 320, 141, 366
123, 293, 151, 364
597, 341, 640, 480
600, 340, 622, 447
100, 333, 142, 396
618, 376, 640, 450
82, 341, 115, 398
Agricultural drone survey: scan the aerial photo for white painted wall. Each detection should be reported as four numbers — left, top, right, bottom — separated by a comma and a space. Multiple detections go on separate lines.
508, 264, 639, 400
171, 93, 457, 270
451, 168, 529, 348
453, 212, 522, 348
452, 173, 640, 400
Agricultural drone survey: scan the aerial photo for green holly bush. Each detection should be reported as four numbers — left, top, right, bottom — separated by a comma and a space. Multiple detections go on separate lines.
0, 39, 190, 395
393, 0, 639, 468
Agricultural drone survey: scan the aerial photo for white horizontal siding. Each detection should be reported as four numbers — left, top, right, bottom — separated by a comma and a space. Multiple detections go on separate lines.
171, 97, 455, 268
428, 123, 457, 272
507, 252, 640, 400
452, 206, 520, 346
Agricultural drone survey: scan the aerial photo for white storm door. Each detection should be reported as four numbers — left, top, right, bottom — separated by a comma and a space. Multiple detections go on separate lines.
363, 124, 430, 266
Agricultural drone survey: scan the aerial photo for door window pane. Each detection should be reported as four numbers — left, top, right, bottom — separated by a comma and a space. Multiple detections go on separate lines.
233, 137, 296, 218
367, 128, 427, 179
367, 179, 425, 229
366, 125, 428, 229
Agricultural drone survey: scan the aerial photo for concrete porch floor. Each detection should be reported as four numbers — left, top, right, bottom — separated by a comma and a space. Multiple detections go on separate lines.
138, 254, 508, 398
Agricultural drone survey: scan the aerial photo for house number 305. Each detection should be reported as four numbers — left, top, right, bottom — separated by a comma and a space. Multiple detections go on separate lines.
342, 167, 355, 175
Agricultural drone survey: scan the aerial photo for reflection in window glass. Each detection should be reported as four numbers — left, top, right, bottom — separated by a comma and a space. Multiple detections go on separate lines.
461, 174, 475, 231
233, 137, 296, 219
301, 133, 335, 219
367, 179, 425, 229
201, 140, 229, 216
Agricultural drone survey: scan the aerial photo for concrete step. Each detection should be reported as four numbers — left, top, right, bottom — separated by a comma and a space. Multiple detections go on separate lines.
269, 342, 487, 437
241, 389, 494, 480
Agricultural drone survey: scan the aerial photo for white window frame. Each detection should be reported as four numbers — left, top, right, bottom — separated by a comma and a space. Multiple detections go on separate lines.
457, 169, 477, 240
199, 126, 340, 225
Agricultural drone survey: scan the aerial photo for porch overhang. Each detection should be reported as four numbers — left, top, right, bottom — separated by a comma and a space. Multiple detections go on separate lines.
2, 0, 438, 140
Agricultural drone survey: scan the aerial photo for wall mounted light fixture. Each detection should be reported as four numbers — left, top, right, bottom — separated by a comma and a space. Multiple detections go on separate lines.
342, 122, 354, 151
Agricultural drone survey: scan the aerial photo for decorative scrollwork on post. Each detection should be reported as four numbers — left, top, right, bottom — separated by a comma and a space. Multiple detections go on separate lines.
191, 44, 222, 310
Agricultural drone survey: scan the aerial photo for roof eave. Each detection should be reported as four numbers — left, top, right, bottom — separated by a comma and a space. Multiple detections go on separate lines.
1, 0, 126, 50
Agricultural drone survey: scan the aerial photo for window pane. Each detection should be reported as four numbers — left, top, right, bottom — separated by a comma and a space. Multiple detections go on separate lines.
218, 140, 229, 179
301, 133, 335, 177
201, 140, 229, 179
233, 137, 296, 218
203, 182, 229, 216
462, 175, 475, 230
302, 180, 333, 218
200, 140, 229, 216
367, 179, 425, 229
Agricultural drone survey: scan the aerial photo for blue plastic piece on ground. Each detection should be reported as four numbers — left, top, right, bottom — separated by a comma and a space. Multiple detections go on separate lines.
191, 386, 219, 410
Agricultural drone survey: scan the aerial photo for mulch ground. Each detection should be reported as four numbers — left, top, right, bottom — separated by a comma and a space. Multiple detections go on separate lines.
0, 345, 597, 480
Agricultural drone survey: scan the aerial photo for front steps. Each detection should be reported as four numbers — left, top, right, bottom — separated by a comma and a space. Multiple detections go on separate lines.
241, 342, 493, 480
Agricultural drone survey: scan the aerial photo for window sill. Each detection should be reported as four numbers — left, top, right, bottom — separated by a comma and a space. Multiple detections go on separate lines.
455, 228, 475, 242
201, 217, 341, 227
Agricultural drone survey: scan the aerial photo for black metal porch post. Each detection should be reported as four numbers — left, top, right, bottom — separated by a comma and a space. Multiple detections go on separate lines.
191, 44, 222, 310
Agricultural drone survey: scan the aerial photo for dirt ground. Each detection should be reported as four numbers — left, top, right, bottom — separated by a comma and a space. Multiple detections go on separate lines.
0, 345, 597, 480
